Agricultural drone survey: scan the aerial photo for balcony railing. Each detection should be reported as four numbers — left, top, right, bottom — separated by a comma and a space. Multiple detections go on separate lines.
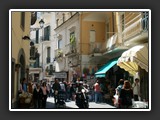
55, 48, 63, 61
122, 12, 148, 42
31, 38, 39, 44
65, 41, 77, 56
40, 36, 50, 42
46, 57, 50, 63
90, 42, 103, 54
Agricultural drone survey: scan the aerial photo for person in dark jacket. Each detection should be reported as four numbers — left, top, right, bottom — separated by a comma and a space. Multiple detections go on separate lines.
33, 83, 43, 108
119, 80, 133, 108
52, 79, 61, 104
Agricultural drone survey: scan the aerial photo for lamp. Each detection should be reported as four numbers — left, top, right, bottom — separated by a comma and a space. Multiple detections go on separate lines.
39, 19, 45, 28
22, 35, 30, 40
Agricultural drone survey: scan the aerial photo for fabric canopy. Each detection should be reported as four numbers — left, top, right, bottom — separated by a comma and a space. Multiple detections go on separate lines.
117, 43, 148, 75
95, 58, 119, 78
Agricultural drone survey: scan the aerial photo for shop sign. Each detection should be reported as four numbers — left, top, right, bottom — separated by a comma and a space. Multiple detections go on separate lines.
53, 72, 67, 78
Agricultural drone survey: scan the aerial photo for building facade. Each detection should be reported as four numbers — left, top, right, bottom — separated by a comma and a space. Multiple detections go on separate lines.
30, 12, 56, 82
54, 12, 79, 82
11, 11, 32, 108
55, 11, 149, 101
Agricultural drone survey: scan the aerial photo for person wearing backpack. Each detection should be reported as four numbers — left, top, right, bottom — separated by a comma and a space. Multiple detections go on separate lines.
119, 80, 133, 108
52, 79, 61, 104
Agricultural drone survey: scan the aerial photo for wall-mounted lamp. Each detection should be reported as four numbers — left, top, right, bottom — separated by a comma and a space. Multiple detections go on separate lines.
22, 35, 30, 40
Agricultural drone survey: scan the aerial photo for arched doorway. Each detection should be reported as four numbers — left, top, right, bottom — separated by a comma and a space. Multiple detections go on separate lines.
17, 48, 26, 92
20, 55, 25, 80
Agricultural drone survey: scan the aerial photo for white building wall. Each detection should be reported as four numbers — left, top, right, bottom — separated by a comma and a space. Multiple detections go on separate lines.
54, 13, 80, 73
30, 12, 57, 79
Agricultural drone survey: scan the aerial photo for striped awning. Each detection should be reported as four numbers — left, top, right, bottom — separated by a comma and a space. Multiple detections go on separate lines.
117, 43, 148, 75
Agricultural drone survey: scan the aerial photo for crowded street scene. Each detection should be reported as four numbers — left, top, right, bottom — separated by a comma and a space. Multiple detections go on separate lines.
10, 10, 150, 110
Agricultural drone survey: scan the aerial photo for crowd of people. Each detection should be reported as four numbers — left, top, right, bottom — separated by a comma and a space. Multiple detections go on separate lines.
18, 77, 141, 109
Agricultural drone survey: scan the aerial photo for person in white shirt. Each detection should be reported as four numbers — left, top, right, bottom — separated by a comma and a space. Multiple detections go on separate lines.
132, 78, 140, 101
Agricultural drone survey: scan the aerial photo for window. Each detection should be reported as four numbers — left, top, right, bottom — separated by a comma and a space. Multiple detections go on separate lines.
58, 39, 62, 49
70, 32, 75, 43
63, 13, 65, 22
46, 47, 50, 63
47, 47, 51, 57
36, 30, 39, 44
142, 12, 149, 30
44, 26, 50, 40
21, 12, 25, 30
90, 30, 96, 43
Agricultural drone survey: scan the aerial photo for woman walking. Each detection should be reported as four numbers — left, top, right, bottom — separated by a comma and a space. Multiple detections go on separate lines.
33, 83, 43, 108
41, 82, 48, 108
119, 80, 133, 108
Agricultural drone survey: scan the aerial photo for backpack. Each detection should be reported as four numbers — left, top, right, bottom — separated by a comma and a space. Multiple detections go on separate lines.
125, 90, 132, 105
60, 83, 66, 92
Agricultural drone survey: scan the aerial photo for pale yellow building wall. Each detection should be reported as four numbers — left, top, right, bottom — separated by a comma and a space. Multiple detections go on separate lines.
12, 12, 31, 65
81, 21, 105, 55
11, 11, 31, 103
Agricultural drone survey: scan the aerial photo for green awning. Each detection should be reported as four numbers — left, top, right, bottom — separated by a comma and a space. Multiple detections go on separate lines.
95, 58, 119, 78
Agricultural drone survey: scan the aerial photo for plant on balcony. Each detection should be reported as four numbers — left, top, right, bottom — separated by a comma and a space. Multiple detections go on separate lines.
70, 34, 75, 44
57, 50, 63, 58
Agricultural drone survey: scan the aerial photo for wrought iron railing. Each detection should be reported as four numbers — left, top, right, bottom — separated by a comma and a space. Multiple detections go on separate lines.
65, 41, 77, 55
46, 57, 50, 63
55, 48, 63, 59
90, 42, 103, 54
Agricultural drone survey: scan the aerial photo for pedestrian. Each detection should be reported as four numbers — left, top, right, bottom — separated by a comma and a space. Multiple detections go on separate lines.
113, 79, 124, 108
52, 79, 61, 104
41, 82, 48, 108
132, 78, 140, 101
70, 83, 76, 101
22, 78, 28, 92
119, 80, 133, 108
33, 83, 43, 108
93, 79, 102, 103
116, 79, 124, 96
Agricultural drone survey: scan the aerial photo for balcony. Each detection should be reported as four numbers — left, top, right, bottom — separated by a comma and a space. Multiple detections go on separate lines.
45, 65, 55, 76
122, 12, 148, 45
106, 33, 118, 51
40, 36, 50, 42
46, 57, 50, 64
90, 42, 103, 54
65, 41, 77, 57
31, 38, 39, 45
55, 48, 63, 62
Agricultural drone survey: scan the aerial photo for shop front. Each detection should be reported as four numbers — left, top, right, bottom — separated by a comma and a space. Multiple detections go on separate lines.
117, 43, 149, 101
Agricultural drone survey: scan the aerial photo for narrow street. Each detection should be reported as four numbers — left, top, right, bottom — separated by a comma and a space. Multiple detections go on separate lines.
46, 97, 116, 109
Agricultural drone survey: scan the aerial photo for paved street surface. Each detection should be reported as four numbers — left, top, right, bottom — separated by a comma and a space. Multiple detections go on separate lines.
46, 97, 116, 109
